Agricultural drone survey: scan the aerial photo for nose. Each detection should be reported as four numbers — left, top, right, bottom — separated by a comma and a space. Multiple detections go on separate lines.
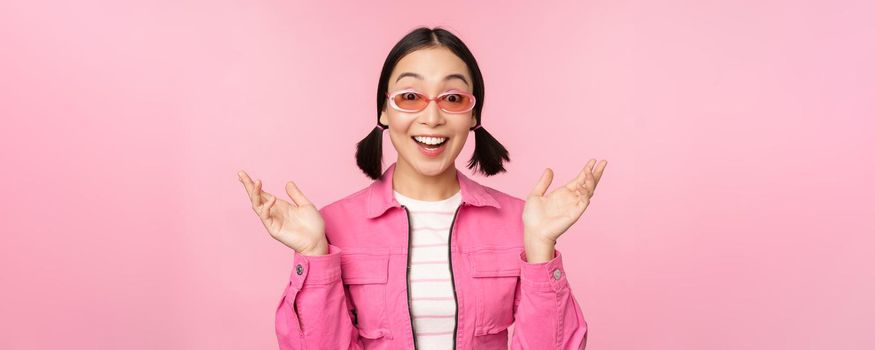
420, 98, 445, 127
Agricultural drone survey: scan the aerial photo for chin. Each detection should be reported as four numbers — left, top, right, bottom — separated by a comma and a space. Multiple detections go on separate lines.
414, 159, 450, 176
405, 151, 456, 177
417, 162, 447, 176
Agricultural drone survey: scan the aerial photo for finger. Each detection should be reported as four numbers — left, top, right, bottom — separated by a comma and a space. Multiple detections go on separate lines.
251, 179, 263, 207
584, 165, 596, 194
577, 181, 587, 195
239, 170, 255, 196
566, 159, 594, 191
259, 193, 276, 221
286, 181, 312, 207
574, 159, 596, 184
593, 160, 607, 189
530, 168, 553, 197
566, 175, 586, 192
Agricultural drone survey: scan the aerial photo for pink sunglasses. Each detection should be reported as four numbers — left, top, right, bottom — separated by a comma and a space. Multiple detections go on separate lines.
386, 88, 476, 114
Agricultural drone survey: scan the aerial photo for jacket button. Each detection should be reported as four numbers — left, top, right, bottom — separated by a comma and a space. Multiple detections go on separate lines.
296, 264, 304, 275
552, 268, 562, 280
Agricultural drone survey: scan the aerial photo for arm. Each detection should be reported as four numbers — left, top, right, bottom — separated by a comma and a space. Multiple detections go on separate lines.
275, 244, 365, 349
510, 248, 588, 349
236, 172, 363, 347
514, 160, 607, 349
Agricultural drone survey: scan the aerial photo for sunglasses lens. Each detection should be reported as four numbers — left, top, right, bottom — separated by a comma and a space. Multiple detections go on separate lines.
438, 93, 474, 112
393, 92, 427, 111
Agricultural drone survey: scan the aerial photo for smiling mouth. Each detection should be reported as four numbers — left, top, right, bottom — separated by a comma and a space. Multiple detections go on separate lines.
411, 136, 449, 147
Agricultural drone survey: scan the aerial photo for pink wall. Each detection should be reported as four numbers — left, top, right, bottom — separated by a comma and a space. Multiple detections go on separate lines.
2, 0, 873, 349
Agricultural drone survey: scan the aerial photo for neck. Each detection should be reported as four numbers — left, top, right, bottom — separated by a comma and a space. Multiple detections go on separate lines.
392, 158, 460, 201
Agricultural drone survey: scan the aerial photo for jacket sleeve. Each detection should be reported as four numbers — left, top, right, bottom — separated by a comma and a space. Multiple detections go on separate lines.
510, 248, 588, 349
275, 244, 365, 349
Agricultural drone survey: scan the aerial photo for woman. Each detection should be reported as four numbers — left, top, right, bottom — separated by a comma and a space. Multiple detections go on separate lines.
238, 26, 607, 349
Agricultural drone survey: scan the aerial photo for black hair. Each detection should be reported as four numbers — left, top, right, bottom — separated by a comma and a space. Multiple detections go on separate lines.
355, 26, 510, 180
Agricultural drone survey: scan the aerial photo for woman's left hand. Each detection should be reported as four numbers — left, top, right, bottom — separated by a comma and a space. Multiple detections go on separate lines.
523, 159, 608, 247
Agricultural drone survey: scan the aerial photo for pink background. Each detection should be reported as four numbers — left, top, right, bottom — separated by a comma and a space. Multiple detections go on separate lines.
2, 0, 873, 349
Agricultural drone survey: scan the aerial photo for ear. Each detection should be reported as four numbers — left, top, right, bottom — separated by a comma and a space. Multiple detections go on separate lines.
379, 110, 388, 127
469, 114, 477, 128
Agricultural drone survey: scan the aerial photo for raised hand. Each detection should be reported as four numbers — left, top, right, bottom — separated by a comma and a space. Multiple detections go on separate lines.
523, 159, 608, 248
238, 170, 328, 256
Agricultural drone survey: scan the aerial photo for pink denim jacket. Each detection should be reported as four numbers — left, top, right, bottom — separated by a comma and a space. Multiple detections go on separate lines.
276, 162, 588, 349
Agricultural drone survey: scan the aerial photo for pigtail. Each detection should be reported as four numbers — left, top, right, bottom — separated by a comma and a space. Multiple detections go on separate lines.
467, 125, 509, 176
356, 124, 386, 180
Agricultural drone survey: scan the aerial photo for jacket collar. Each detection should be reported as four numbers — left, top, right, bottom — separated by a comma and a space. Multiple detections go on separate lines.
365, 162, 501, 218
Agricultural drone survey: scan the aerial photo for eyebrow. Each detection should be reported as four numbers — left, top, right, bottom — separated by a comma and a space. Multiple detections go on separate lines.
395, 72, 469, 86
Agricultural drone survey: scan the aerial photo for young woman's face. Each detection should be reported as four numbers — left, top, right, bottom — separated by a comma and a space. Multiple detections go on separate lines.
379, 46, 478, 177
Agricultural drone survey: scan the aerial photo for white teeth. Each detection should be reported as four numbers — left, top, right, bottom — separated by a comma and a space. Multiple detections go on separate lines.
413, 136, 447, 145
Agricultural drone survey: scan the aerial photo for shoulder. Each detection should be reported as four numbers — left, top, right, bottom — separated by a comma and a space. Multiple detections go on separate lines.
483, 183, 525, 205
318, 184, 370, 217
317, 184, 375, 244
474, 181, 527, 218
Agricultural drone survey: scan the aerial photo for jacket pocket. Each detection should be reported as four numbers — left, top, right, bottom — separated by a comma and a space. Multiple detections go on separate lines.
341, 251, 394, 340
276, 283, 303, 340
466, 247, 522, 336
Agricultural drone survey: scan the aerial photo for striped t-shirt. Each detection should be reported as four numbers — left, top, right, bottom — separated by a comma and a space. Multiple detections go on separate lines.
393, 189, 461, 349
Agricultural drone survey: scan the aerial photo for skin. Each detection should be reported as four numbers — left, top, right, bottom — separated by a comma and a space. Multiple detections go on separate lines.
379, 47, 477, 202
238, 46, 608, 263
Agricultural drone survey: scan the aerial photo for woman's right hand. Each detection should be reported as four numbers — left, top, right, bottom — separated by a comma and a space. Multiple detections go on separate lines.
238, 170, 328, 256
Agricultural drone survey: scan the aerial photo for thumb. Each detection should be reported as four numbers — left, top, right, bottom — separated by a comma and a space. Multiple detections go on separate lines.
285, 181, 312, 207
530, 168, 553, 197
